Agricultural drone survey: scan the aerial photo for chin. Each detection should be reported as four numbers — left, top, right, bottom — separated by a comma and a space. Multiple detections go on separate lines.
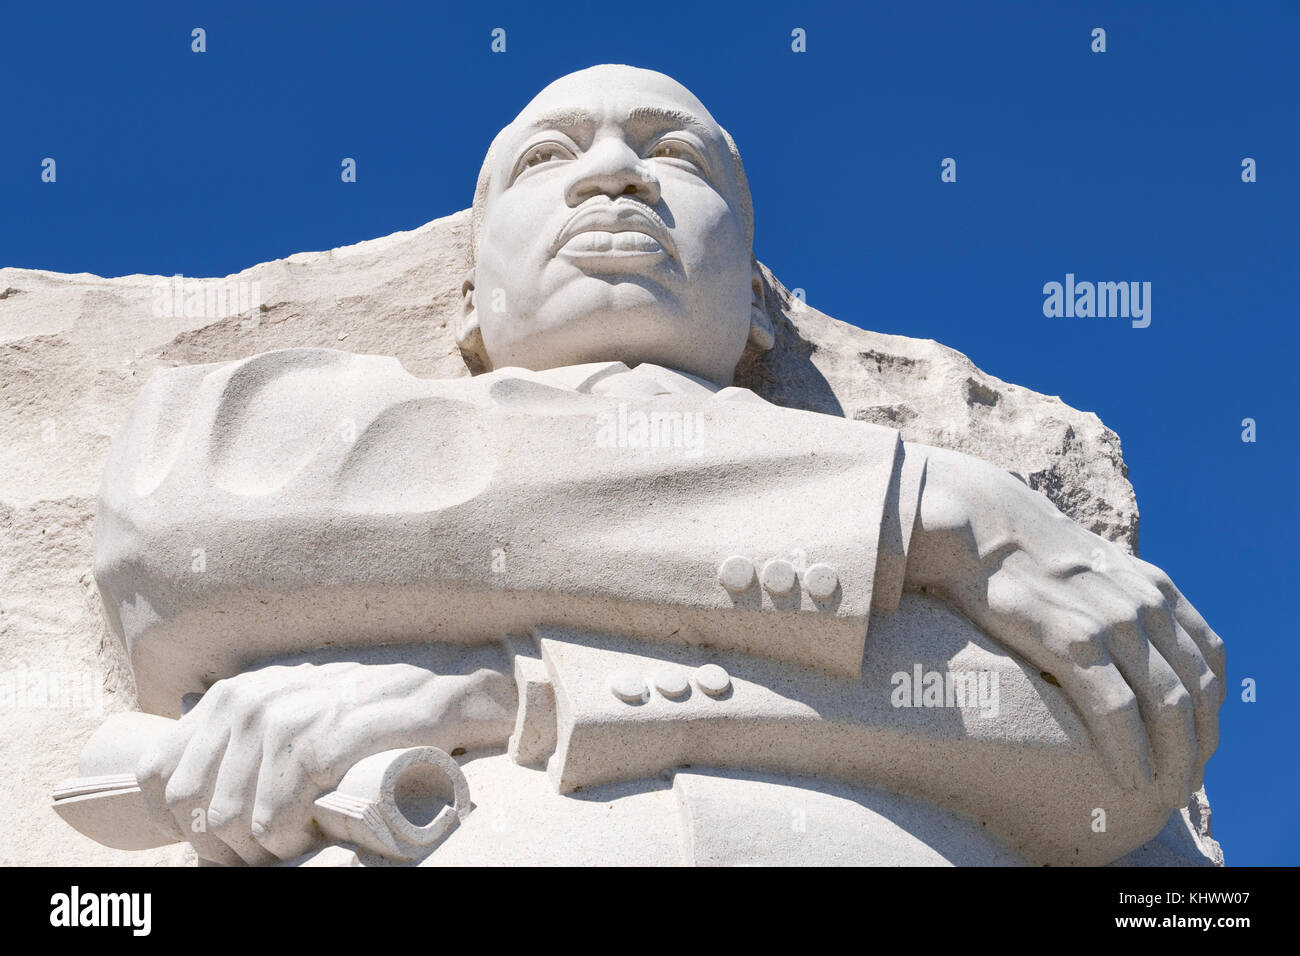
516, 306, 740, 381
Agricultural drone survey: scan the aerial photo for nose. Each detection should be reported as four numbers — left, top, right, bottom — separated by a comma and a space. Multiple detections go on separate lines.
564, 135, 661, 207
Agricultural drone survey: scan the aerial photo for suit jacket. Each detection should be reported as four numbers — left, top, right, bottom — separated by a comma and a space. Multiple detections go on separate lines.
92, 347, 1172, 864
94, 347, 917, 716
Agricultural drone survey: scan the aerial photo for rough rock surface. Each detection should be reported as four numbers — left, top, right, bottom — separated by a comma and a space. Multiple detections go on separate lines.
0, 209, 1218, 864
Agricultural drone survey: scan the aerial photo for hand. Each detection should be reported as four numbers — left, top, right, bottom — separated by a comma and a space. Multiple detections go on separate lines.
135, 655, 514, 865
905, 445, 1226, 809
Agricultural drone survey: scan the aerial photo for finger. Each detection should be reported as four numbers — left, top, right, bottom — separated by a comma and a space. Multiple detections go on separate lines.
1169, 618, 1220, 791
250, 729, 321, 862
1172, 605, 1226, 702
135, 720, 192, 840
1103, 615, 1196, 810
164, 721, 245, 866
1082, 571, 1204, 807
1132, 593, 1221, 793
1107, 563, 1223, 792
1137, 560, 1227, 688
207, 728, 279, 867
983, 568, 1153, 790
1071, 664, 1154, 793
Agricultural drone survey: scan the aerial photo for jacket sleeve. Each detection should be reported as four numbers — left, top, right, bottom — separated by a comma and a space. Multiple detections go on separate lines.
95, 349, 906, 715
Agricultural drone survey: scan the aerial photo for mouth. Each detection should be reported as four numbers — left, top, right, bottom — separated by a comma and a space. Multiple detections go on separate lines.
550, 200, 678, 265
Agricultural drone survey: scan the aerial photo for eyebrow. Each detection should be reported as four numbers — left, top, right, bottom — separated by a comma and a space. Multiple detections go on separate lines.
521, 108, 598, 134
625, 106, 715, 140
521, 105, 717, 142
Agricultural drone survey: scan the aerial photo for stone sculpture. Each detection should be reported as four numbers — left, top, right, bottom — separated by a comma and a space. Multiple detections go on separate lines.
53, 65, 1224, 866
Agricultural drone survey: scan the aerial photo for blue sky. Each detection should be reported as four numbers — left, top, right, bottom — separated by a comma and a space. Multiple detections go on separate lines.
3, 1, 1296, 865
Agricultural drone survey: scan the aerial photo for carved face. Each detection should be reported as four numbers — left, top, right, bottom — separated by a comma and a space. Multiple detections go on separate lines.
469, 65, 755, 386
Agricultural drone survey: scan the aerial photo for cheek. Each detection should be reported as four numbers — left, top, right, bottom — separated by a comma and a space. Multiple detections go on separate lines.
687, 216, 750, 306
479, 190, 553, 269
671, 191, 751, 341
476, 206, 547, 322
672, 187, 747, 271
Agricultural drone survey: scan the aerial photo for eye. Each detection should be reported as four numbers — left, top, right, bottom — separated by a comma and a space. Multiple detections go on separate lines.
649, 138, 705, 170
519, 142, 573, 173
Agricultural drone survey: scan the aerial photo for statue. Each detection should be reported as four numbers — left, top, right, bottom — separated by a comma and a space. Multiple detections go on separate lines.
55, 65, 1224, 866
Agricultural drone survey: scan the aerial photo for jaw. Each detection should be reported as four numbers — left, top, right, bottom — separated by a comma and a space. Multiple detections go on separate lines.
484, 305, 744, 386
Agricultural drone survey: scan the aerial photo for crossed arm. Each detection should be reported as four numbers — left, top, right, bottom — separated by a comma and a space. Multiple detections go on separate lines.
137, 441, 1225, 864
903, 443, 1225, 810
135, 646, 517, 866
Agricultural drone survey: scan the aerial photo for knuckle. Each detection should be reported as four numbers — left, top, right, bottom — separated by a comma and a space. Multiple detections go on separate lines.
206, 801, 244, 834
1102, 616, 1143, 648
135, 750, 169, 786
231, 704, 261, 735
250, 801, 309, 858
1094, 680, 1139, 717
1128, 581, 1166, 613
1067, 635, 1107, 667
1162, 684, 1193, 716
205, 679, 235, 706
1116, 567, 1164, 606
1138, 596, 1168, 618
163, 776, 204, 809
1134, 556, 1168, 582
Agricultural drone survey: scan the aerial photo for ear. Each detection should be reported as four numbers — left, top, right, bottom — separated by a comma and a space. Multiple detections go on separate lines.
747, 258, 775, 352
456, 271, 489, 372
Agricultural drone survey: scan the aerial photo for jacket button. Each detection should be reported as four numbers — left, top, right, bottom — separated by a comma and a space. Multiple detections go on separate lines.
803, 563, 839, 600
761, 558, 796, 595
653, 668, 690, 700
718, 555, 756, 593
609, 670, 648, 704
694, 664, 732, 697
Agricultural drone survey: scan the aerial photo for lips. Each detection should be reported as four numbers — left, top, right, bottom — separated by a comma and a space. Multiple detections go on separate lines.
550, 200, 677, 262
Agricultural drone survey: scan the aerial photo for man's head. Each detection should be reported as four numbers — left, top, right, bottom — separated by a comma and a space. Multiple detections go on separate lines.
459, 65, 773, 386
